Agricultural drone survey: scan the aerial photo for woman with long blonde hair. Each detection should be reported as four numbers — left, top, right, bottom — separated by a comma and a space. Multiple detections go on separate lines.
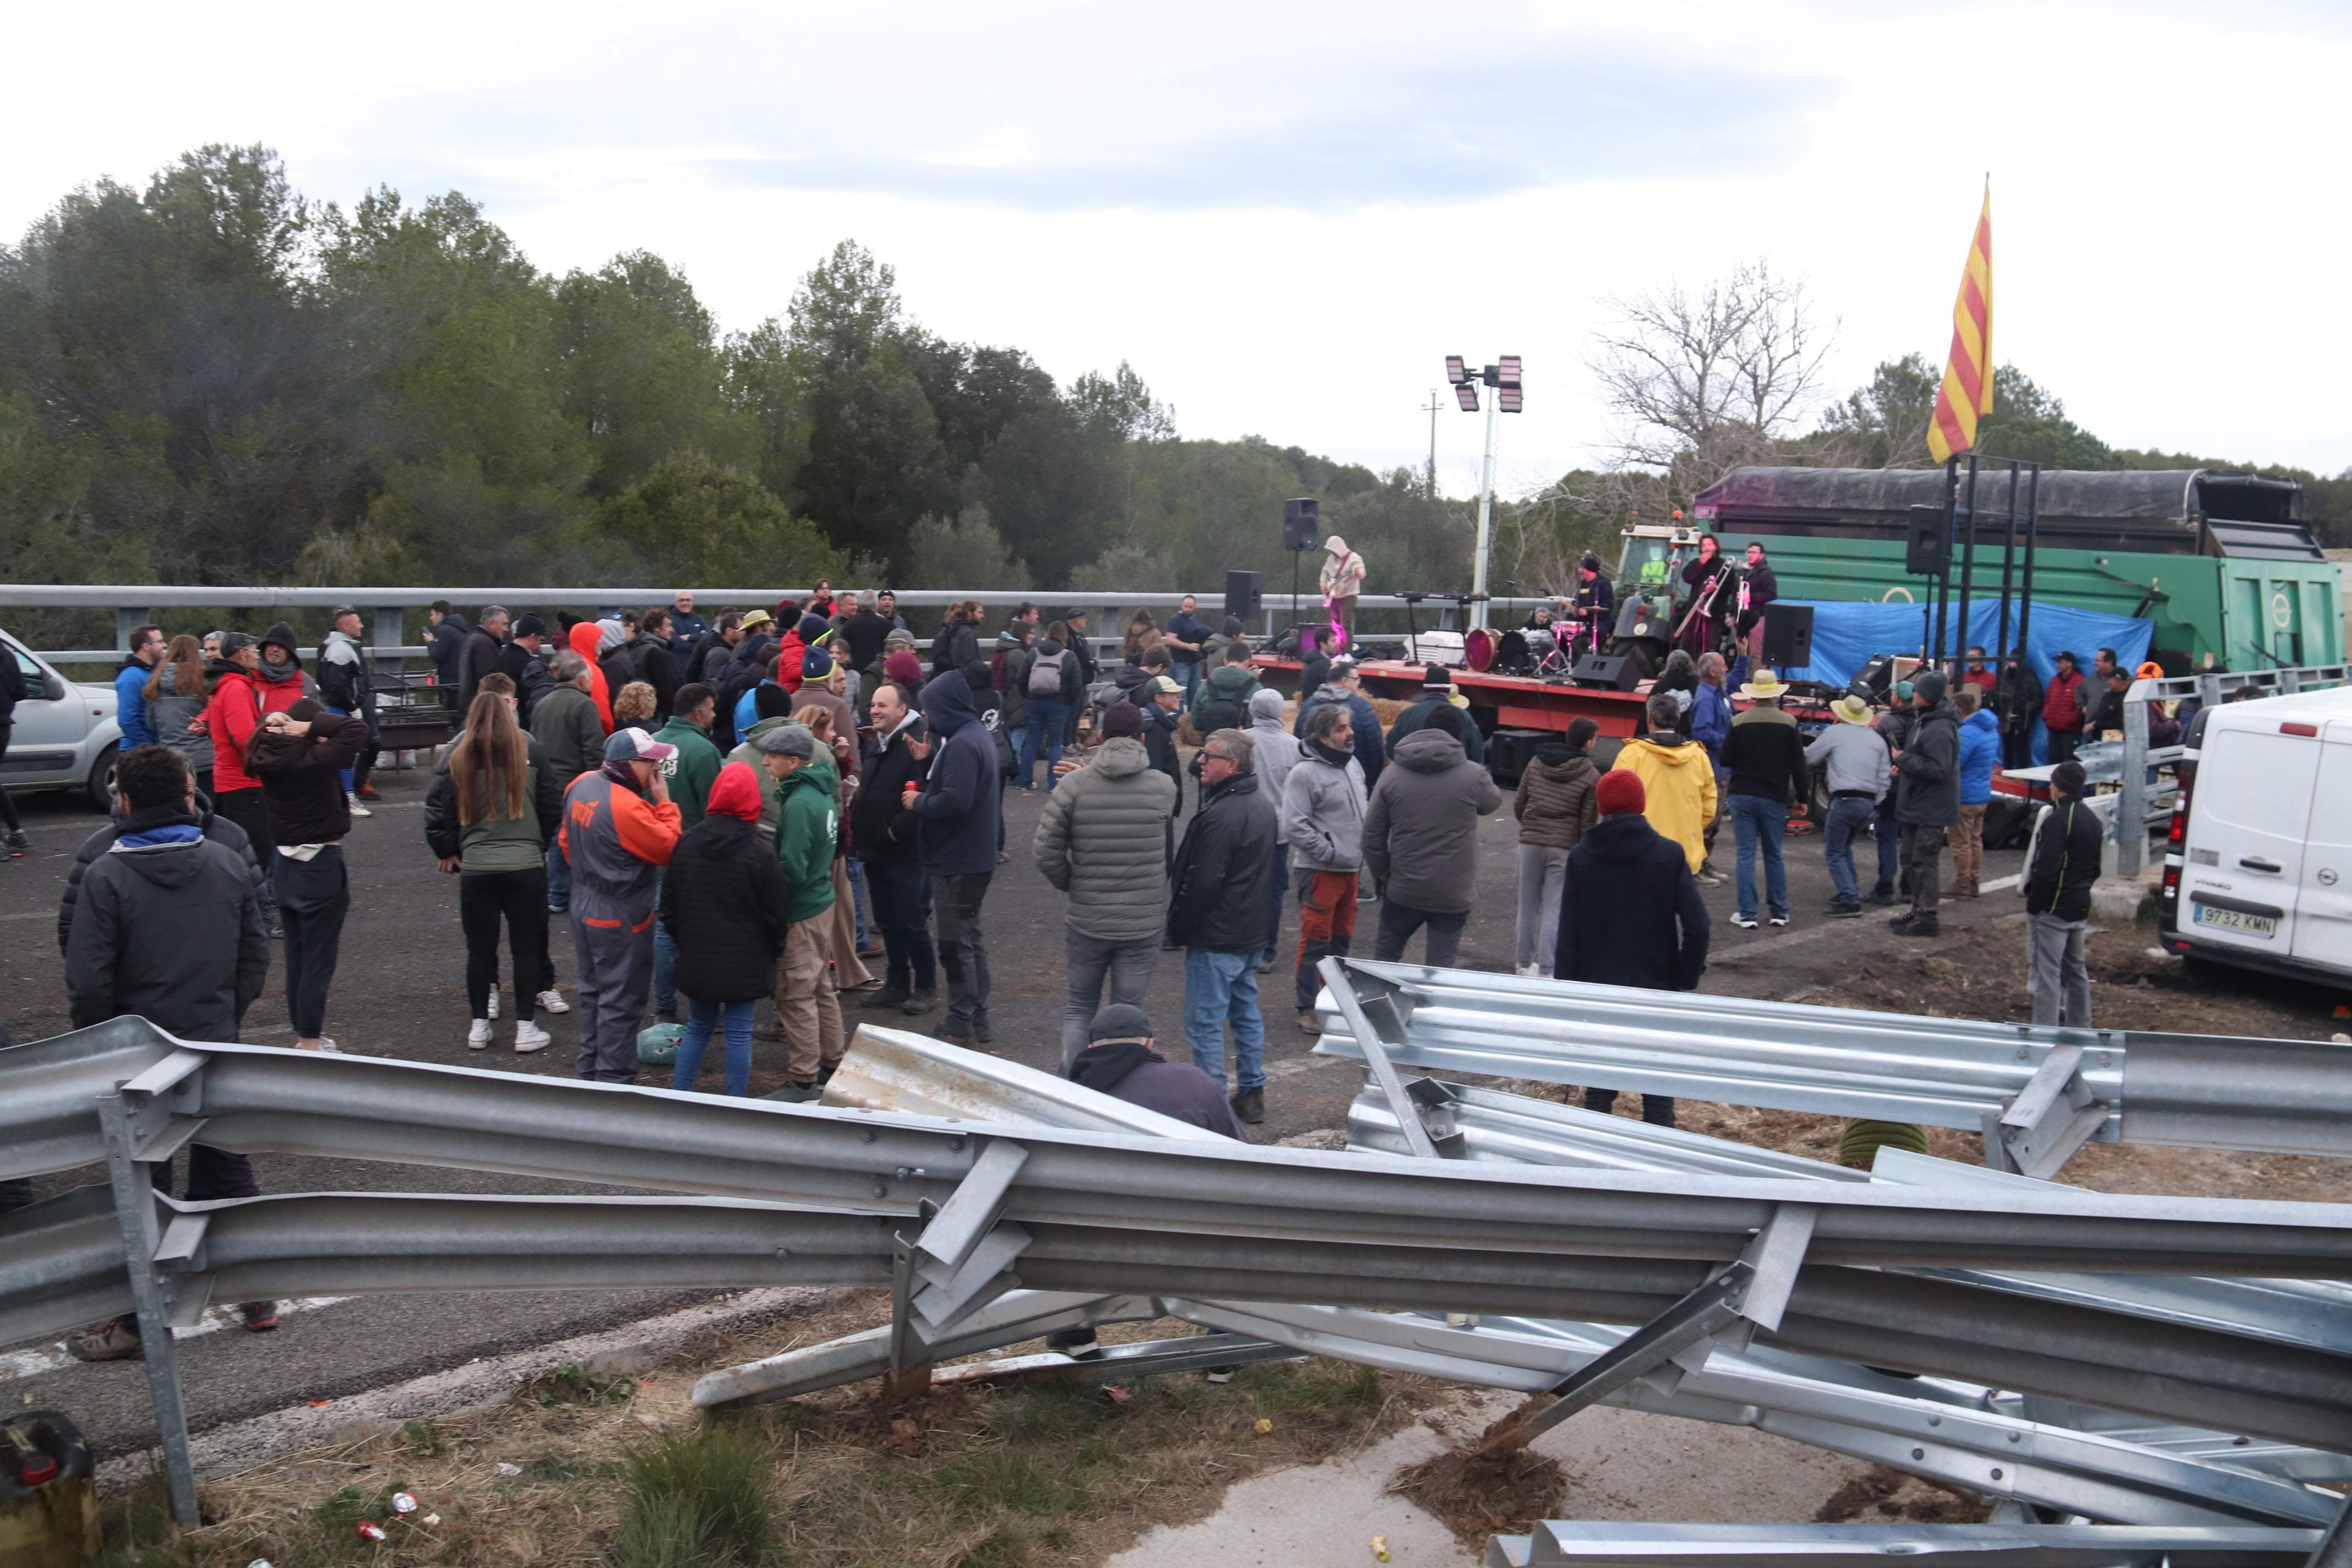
144, 634, 215, 796
425, 685, 564, 1052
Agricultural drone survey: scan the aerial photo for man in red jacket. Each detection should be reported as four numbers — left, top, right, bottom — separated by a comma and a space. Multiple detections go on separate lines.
2041, 650, 2086, 764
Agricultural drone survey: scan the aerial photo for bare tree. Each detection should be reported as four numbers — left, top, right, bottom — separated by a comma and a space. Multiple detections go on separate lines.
1588, 262, 1837, 488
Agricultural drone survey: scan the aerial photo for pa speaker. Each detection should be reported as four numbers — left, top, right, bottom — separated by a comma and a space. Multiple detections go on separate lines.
1905, 505, 1950, 576
1570, 653, 1639, 691
1761, 603, 1814, 671
1224, 569, 1263, 622
1284, 497, 1320, 552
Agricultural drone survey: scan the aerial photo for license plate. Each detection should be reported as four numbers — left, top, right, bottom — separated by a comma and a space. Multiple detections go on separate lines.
2196, 904, 2278, 938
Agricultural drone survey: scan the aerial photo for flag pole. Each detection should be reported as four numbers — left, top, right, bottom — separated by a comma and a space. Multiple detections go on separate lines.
1953, 454, 1981, 674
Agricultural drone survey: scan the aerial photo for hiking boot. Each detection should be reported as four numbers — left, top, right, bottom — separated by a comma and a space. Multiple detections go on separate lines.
1895, 919, 1941, 938
1297, 1009, 1321, 1035
900, 988, 937, 1017
1230, 1087, 1265, 1125
354, 782, 382, 802
240, 1300, 279, 1331
1824, 902, 1863, 919
971, 1017, 994, 1044
862, 983, 910, 1011
1956, 881, 1980, 900
1865, 888, 1897, 907
68, 1317, 144, 1362
536, 989, 570, 1015
1887, 912, 1918, 932
466, 1018, 493, 1050
514, 1020, 553, 1053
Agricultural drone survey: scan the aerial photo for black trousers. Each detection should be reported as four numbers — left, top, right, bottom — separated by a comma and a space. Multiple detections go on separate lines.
273, 847, 350, 1038
865, 858, 937, 990
932, 871, 992, 1027
122, 1142, 262, 1328
0, 724, 20, 832
2046, 728, 2079, 764
462, 867, 551, 1018
1584, 1087, 1677, 1127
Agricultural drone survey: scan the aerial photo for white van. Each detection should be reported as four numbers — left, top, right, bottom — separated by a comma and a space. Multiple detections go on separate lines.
2157, 685, 2352, 986
2, 628, 123, 809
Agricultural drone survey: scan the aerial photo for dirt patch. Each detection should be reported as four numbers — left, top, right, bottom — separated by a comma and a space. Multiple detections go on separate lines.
1814, 1464, 1986, 1523
1386, 1446, 1567, 1546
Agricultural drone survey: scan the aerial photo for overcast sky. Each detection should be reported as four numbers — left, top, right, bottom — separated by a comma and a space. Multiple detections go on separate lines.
9, 1, 2345, 498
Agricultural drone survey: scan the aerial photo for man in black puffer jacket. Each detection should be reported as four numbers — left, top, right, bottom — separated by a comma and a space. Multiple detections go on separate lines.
57, 785, 268, 954
1167, 727, 1280, 1123
2024, 760, 2101, 1027
1891, 670, 1961, 938
658, 759, 790, 1096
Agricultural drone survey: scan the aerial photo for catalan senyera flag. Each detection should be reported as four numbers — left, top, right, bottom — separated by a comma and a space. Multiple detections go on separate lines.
1926, 184, 1994, 463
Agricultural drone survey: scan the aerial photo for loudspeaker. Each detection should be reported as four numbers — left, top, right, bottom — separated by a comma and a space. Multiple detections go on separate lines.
1905, 504, 1950, 576
1570, 653, 1639, 691
1224, 569, 1263, 622
1284, 497, 1320, 552
1762, 603, 1814, 671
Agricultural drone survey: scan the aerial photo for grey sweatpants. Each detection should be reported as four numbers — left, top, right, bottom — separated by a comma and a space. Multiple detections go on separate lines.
2028, 912, 2092, 1027
572, 912, 654, 1081
1061, 929, 1161, 1069
1515, 845, 1569, 974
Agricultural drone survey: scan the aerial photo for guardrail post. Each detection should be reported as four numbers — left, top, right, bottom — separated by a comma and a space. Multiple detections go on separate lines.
2116, 694, 2148, 876
114, 608, 150, 655
372, 606, 406, 680
98, 1091, 200, 1527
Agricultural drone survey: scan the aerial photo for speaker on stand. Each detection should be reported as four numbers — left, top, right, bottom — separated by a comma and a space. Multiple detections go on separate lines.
1284, 497, 1320, 635
1761, 603, 1814, 672
1224, 569, 1263, 625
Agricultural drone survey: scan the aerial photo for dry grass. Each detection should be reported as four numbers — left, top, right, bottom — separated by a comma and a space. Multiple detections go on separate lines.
95, 1296, 1441, 1568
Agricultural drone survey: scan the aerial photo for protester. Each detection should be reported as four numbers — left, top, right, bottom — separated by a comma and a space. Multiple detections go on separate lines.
647, 682, 725, 1022
0, 646, 23, 858
1958, 646, 1996, 697
57, 751, 268, 953
1164, 594, 1207, 700
113, 623, 163, 750
1718, 668, 1810, 930
596, 619, 638, 709
1010, 620, 1076, 791
1569, 553, 1615, 657
804, 580, 839, 621
2042, 651, 2086, 764
64, 743, 273, 1357
732, 652, 787, 741
726, 685, 799, 835
1994, 647, 2043, 770
667, 591, 708, 656
1168, 728, 1278, 1121
1952, 685, 2001, 899
1200, 614, 1248, 669
1060, 607, 1099, 734
1294, 657, 1385, 793
1035, 700, 1176, 1067
144, 635, 214, 797
1139, 674, 1185, 807
1609, 692, 1719, 881
1891, 669, 1961, 938
657, 759, 787, 1096
612, 679, 658, 731
750, 723, 843, 1099
1805, 694, 1892, 919
1868, 681, 1918, 906
560, 727, 682, 1081
851, 684, 935, 1015
1190, 638, 1262, 734
793, 704, 873, 997
1364, 706, 1502, 965
1068, 1003, 1247, 1139
1386, 665, 1485, 766
2079, 667, 2132, 742
201, 634, 277, 894
688, 612, 743, 691
246, 698, 366, 1051
934, 601, 983, 678
1110, 641, 1166, 711
1512, 715, 1600, 977
1689, 651, 1733, 879
567, 618, 616, 731
1282, 699, 1368, 1033
458, 607, 508, 715
315, 606, 383, 811
997, 620, 1034, 770
427, 689, 562, 1053
531, 650, 606, 916
1319, 534, 1366, 647
1555, 769, 1709, 1127
840, 592, 896, 676
911, 670, 1002, 1043
2025, 759, 2100, 1027
499, 614, 557, 725
426, 602, 471, 712
1246, 688, 1304, 972
780, 613, 833, 695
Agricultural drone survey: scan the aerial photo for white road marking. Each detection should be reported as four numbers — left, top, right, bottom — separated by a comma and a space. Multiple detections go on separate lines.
1979, 874, 2021, 892
0, 1296, 351, 1381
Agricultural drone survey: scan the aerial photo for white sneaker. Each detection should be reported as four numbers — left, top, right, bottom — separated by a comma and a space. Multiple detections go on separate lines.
1514, 963, 1540, 978
535, 989, 570, 1015
513, 1020, 552, 1053
345, 793, 372, 818
314, 1037, 341, 1053
487, 990, 500, 1020
467, 1019, 492, 1049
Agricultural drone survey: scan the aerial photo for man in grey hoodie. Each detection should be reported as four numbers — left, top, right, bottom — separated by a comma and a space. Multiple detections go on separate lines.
1280, 699, 1367, 1032
1247, 688, 1304, 970
1363, 706, 1503, 967
1891, 669, 1961, 938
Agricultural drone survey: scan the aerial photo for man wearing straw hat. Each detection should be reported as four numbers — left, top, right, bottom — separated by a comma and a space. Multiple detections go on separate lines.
1805, 693, 1892, 919
1716, 667, 1809, 930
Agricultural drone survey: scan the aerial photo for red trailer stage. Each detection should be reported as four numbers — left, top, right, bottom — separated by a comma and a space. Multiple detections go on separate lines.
1252, 656, 1651, 737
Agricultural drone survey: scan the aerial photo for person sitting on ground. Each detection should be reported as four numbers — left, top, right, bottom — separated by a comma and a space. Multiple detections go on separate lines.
1386, 664, 1485, 766
1066, 1003, 1248, 1139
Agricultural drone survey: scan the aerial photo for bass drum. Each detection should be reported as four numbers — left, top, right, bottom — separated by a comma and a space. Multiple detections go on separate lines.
1463, 627, 1498, 672
1490, 629, 1538, 676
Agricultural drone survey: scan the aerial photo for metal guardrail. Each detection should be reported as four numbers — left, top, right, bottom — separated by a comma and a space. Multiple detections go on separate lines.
1312, 959, 2352, 1175
1485, 1522, 2327, 1566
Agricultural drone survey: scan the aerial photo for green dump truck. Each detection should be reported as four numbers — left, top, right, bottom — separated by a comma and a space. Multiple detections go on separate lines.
1614, 467, 2343, 672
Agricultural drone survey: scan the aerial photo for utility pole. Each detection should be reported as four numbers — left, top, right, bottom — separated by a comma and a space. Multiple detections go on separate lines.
1421, 391, 1441, 502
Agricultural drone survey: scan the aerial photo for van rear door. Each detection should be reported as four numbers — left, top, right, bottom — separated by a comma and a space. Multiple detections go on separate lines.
2178, 717, 2320, 957
2290, 721, 2352, 976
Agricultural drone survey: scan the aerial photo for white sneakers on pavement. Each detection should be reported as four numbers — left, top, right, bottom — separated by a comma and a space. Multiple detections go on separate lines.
535, 989, 570, 1015
467, 1019, 493, 1049
514, 1020, 552, 1054
486, 990, 500, 1020
345, 792, 372, 818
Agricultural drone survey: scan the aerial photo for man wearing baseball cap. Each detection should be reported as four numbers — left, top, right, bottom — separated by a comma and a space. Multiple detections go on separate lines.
1555, 768, 1708, 1127
753, 722, 843, 1098
1805, 693, 1892, 918
560, 727, 682, 1081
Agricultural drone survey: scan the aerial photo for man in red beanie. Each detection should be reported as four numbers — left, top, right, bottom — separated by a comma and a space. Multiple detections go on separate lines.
1554, 766, 1710, 1127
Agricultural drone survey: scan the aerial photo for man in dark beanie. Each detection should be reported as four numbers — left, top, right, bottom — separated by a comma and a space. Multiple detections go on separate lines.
1386, 664, 1485, 765
2024, 759, 2100, 1025
1891, 668, 1961, 938
1555, 767, 1708, 1127
1067, 1003, 1246, 1139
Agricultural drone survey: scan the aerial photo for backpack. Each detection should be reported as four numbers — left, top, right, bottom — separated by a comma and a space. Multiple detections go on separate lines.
1027, 646, 1068, 699
991, 649, 1011, 692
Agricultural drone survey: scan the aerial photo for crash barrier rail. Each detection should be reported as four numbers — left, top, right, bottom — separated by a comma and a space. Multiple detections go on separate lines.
1310, 959, 2352, 1176
17, 1019, 2352, 1523
1485, 1522, 2331, 1566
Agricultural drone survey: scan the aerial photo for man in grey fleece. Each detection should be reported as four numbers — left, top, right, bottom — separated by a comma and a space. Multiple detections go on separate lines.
1033, 701, 1177, 1066
1280, 699, 1366, 1032
1891, 669, 1962, 937
1363, 706, 1503, 967
1805, 693, 1893, 918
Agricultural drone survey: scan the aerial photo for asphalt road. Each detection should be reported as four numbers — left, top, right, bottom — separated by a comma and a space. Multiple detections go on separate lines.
0, 752, 2026, 1457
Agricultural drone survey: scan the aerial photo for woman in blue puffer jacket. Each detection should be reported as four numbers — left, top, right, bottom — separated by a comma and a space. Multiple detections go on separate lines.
1952, 685, 2002, 899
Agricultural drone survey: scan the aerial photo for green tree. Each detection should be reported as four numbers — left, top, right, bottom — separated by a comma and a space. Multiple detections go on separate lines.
601, 453, 835, 586
554, 251, 747, 498
904, 505, 1032, 591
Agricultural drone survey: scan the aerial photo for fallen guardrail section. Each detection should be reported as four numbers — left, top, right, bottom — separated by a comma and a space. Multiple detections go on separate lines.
7, 1003, 2352, 1553
1310, 957, 2352, 1175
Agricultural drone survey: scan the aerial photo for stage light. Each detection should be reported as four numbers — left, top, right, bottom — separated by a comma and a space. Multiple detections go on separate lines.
1498, 385, 1522, 413
1497, 356, 1522, 389
1455, 383, 1480, 412
1445, 355, 1468, 386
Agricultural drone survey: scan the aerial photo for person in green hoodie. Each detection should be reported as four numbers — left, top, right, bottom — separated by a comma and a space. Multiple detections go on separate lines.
726, 684, 798, 836
753, 723, 841, 1099
1189, 639, 1263, 732
650, 682, 726, 1020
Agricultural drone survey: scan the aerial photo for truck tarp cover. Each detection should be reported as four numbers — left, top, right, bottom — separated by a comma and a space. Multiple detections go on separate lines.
1698, 467, 2212, 523
1782, 597, 2152, 693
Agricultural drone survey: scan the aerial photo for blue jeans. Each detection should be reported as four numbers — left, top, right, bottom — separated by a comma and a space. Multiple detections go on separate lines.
1729, 794, 1788, 919
1822, 795, 1875, 906
652, 869, 677, 1014
1022, 698, 1069, 788
847, 855, 869, 947
1184, 948, 1265, 1091
672, 996, 756, 1096
1173, 661, 1201, 703
1872, 800, 1902, 895
545, 837, 571, 911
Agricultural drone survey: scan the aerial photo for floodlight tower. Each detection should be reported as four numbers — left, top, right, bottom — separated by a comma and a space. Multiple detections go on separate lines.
1444, 355, 1522, 629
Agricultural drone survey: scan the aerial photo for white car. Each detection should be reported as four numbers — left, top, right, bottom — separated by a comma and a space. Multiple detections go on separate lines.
3, 629, 124, 810
2158, 685, 2352, 986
